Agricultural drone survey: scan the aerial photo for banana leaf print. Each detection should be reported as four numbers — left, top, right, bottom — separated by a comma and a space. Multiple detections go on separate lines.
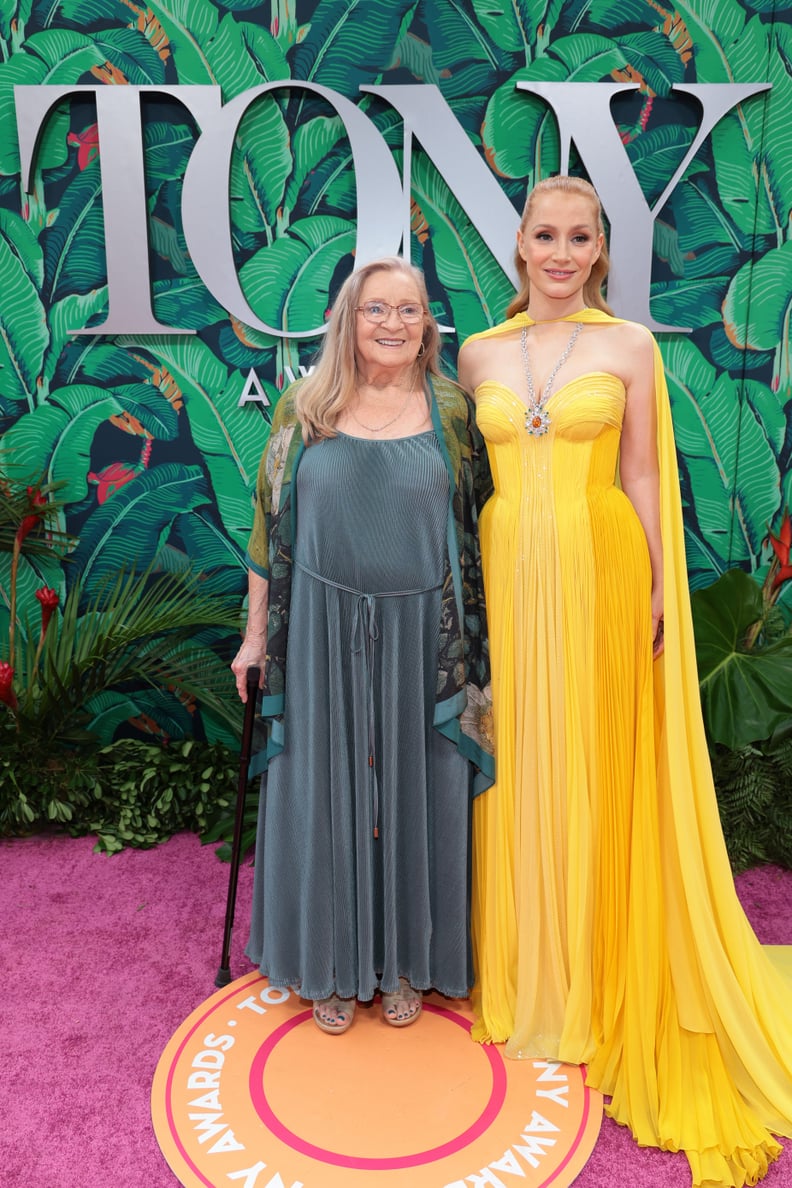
0, 383, 123, 494
67, 461, 211, 593
664, 338, 780, 570
292, 0, 419, 97
424, 0, 517, 103
2, 0, 791, 748
0, 211, 48, 408
238, 214, 355, 333
230, 92, 292, 231
410, 150, 514, 339
51, 0, 222, 87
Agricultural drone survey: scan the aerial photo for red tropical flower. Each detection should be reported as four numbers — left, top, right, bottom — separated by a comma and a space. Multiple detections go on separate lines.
35, 587, 60, 636
769, 511, 792, 591
87, 462, 141, 504
0, 662, 17, 710
67, 124, 100, 170
16, 487, 47, 544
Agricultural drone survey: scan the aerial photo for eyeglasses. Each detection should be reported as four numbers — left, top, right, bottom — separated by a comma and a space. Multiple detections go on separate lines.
355, 301, 425, 324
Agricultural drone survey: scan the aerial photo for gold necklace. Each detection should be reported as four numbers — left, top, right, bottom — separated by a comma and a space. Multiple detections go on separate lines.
349, 387, 416, 433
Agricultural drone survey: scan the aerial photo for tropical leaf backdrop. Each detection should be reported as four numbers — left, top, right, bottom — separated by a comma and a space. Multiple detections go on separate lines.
1, 0, 791, 743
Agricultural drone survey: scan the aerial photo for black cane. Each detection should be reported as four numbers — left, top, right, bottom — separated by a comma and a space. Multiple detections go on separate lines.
215, 665, 261, 987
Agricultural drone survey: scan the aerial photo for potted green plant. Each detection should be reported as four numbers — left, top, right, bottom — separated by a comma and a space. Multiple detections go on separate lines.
1, 467, 243, 848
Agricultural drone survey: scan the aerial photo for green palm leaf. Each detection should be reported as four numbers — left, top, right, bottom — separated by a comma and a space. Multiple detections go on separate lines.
0, 0, 33, 42
22, 27, 107, 75
292, 0, 418, 96
203, 12, 289, 100
69, 462, 211, 590
410, 151, 514, 339
482, 59, 565, 181
684, 524, 727, 593
297, 139, 357, 217
549, 31, 683, 92
144, 121, 198, 185
55, 0, 221, 85
45, 290, 111, 388
665, 342, 779, 566
84, 690, 147, 741
176, 510, 248, 583
42, 162, 105, 303
650, 276, 729, 329
283, 114, 343, 215
0, 213, 48, 406
116, 336, 264, 551
671, 179, 744, 256
150, 276, 226, 329
471, 0, 538, 53
0, 54, 70, 175
54, 339, 145, 390
239, 216, 355, 334
0, 384, 121, 496
230, 88, 293, 229
89, 27, 168, 83
709, 328, 772, 377
710, 18, 777, 237
424, 0, 514, 100
723, 243, 792, 352
589, 0, 745, 80
15, 566, 240, 741
629, 125, 696, 206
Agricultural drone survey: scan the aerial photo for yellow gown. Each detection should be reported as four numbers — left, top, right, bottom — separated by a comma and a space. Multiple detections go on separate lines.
468, 308, 792, 1187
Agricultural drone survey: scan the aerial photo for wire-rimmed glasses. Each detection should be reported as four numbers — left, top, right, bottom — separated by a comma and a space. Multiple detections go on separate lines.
355, 301, 425, 324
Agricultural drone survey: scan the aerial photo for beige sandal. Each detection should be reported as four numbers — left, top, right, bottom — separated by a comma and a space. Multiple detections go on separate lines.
312, 994, 356, 1035
381, 977, 422, 1027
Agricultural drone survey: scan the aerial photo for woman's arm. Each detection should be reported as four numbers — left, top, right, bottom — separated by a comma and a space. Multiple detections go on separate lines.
231, 570, 269, 701
457, 338, 487, 396
618, 327, 665, 658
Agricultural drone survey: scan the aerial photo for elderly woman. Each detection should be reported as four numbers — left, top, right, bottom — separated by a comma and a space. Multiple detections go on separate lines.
232, 257, 493, 1034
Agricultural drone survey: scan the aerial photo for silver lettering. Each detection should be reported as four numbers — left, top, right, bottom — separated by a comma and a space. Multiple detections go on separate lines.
15, 84, 220, 334
182, 81, 403, 337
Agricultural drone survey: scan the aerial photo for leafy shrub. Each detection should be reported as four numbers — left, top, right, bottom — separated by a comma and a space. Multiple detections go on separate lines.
691, 522, 792, 871
0, 733, 240, 854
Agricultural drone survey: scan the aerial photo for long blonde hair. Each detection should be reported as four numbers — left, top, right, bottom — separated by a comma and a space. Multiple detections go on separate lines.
295, 257, 444, 442
505, 175, 613, 319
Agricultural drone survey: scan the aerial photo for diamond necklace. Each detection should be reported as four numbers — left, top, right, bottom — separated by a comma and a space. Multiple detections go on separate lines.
521, 321, 583, 436
348, 385, 417, 433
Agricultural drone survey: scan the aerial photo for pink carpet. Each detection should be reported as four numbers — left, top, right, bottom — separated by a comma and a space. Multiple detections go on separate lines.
3, 832, 791, 1187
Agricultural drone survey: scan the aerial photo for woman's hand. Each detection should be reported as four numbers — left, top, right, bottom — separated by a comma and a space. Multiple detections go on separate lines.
231, 636, 267, 702
233, 570, 270, 701
651, 587, 665, 659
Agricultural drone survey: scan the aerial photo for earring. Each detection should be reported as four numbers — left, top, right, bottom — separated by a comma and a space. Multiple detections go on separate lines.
417, 341, 426, 357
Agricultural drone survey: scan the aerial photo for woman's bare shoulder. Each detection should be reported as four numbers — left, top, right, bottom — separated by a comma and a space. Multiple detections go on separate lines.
601, 319, 655, 373
605, 318, 655, 350
458, 326, 521, 390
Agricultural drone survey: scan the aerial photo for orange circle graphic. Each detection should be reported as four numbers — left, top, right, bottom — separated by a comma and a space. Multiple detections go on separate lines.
152, 972, 602, 1188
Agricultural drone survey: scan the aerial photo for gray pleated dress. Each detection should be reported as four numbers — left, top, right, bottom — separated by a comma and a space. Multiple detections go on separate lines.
246, 430, 473, 1002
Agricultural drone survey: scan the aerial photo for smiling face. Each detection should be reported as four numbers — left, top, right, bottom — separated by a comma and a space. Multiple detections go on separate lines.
516, 191, 604, 317
354, 268, 426, 382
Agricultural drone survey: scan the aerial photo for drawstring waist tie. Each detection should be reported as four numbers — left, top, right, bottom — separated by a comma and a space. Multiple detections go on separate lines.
294, 560, 442, 838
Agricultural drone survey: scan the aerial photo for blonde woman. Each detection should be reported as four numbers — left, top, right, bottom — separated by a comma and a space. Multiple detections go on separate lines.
459, 175, 792, 1187
233, 257, 493, 1035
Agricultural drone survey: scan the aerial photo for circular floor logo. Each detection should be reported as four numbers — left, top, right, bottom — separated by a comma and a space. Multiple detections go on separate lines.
152, 972, 602, 1188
